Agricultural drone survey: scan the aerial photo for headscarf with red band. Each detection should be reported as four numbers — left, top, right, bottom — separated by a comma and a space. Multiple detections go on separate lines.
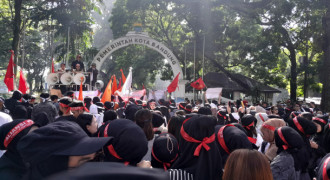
316, 154, 330, 180
274, 126, 308, 172
241, 114, 257, 138
215, 125, 253, 167
171, 115, 222, 180
288, 117, 317, 138
216, 109, 228, 125
98, 119, 148, 166
151, 133, 179, 171
69, 100, 89, 113
260, 119, 286, 143
313, 115, 328, 133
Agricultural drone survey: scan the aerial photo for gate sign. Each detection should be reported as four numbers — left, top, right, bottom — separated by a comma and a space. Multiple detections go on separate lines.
92, 32, 183, 80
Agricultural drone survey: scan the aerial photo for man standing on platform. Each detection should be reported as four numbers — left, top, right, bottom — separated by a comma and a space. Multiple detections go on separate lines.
71, 54, 85, 72
86, 63, 98, 88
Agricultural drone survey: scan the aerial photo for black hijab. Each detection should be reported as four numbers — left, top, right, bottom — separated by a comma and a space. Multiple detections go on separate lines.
171, 115, 222, 180
274, 126, 308, 172
98, 119, 148, 166
215, 125, 253, 167
151, 133, 179, 171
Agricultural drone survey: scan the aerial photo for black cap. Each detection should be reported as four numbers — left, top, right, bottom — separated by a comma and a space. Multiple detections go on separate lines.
0, 119, 34, 150
47, 162, 170, 180
17, 121, 112, 165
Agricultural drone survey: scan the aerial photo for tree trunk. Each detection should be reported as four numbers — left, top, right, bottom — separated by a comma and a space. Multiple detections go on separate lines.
321, 2, 330, 112
289, 49, 297, 102
12, 0, 23, 80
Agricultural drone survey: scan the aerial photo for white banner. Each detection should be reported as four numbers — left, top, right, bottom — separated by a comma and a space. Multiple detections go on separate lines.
148, 90, 166, 100
205, 87, 223, 99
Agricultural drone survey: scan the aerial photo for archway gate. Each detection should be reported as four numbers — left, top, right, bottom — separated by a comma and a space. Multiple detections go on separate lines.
92, 31, 186, 98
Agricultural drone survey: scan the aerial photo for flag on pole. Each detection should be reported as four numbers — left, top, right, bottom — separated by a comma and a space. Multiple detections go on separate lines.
78, 77, 84, 101
167, 72, 180, 93
101, 76, 113, 103
118, 78, 122, 89
115, 67, 133, 101
51, 58, 55, 73
111, 75, 117, 95
120, 69, 126, 84
4, 50, 15, 92
18, 69, 28, 94
191, 77, 206, 90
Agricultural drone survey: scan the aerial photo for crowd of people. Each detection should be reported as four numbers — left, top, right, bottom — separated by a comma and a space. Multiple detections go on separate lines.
0, 89, 330, 180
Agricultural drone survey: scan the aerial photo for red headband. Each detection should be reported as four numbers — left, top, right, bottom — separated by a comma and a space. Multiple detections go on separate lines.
323, 157, 330, 180
259, 114, 265, 122
60, 103, 70, 113
277, 127, 289, 150
151, 148, 178, 171
217, 124, 235, 154
293, 117, 305, 134
180, 118, 215, 156
262, 124, 276, 131
103, 123, 129, 165
243, 121, 254, 131
217, 112, 227, 120
70, 106, 89, 112
4, 120, 34, 148
179, 104, 191, 112
313, 117, 327, 125
247, 137, 257, 144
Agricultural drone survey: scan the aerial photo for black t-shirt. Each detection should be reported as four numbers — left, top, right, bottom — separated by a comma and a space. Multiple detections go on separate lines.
55, 115, 76, 123
71, 60, 85, 71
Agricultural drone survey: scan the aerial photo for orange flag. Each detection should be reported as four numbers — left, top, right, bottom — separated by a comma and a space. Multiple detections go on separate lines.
78, 77, 84, 101
111, 75, 117, 95
120, 69, 126, 84
167, 72, 180, 93
101, 76, 113, 103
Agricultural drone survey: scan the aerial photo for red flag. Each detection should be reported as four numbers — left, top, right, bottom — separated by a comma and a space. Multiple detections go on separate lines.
4, 50, 15, 92
191, 77, 206, 90
78, 77, 84, 101
51, 58, 55, 73
167, 72, 180, 93
118, 78, 122, 89
18, 69, 28, 94
111, 75, 117, 95
120, 69, 126, 84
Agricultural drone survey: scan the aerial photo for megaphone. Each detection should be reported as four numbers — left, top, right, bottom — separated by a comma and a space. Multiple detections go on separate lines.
73, 73, 86, 85
95, 80, 104, 89
60, 73, 73, 85
46, 73, 59, 85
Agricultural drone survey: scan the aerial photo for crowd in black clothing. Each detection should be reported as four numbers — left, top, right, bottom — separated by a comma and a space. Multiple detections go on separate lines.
0, 90, 330, 180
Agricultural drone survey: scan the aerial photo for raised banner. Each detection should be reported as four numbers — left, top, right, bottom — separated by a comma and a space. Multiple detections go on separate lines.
74, 91, 99, 99
205, 88, 223, 99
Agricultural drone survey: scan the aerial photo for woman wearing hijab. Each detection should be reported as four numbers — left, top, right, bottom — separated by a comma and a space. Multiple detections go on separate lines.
287, 116, 317, 179
309, 115, 328, 177
169, 115, 222, 180
215, 124, 253, 167
260, 118, 286, 161
151, 133, 179, 171
98, 119, 148, 166
241, 114, 263, 147
167, 116, 185, 145
316, 153, 330, 180
55, 97, 76, 122
271, 126, 307, 180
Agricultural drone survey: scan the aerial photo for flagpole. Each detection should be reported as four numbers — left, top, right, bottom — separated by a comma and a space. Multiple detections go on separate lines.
66, 27, 70, 66
193, 40, 196, 101
202, 35, 205, 105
